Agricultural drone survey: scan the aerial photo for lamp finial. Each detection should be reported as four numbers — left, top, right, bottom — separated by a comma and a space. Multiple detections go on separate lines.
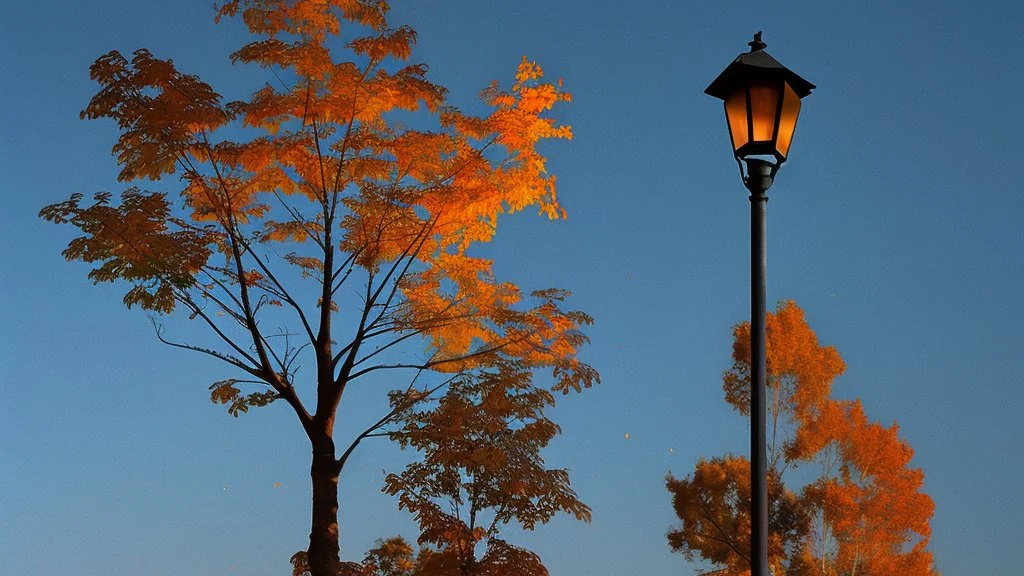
748, 32, 767, 52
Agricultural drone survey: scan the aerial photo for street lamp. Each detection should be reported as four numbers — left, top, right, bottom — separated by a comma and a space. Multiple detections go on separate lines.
705, 32, 814, 576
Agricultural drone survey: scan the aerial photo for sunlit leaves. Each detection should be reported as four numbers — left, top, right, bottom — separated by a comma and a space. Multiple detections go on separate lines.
44, 0, 590, 423
359, 537, 417, 576
262, 219, 315, 243
723, 300, 845, 422
804, 400, 936, 575
281, 253, 323, 281
668, 302, 937, 576
217, 0, 390, 37
48, 5, 579, 329
395, 265, 598, 395
349, 26, 418, 62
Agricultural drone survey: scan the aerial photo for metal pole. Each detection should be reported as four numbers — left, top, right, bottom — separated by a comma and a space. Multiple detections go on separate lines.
745, 158, 773, 576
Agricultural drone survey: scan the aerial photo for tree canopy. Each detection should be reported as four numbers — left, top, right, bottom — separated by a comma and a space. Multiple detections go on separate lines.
41, 2, 597, 574
667, 301, 936, 576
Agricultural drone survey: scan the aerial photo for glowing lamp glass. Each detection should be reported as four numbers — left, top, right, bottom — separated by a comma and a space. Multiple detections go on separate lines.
706, 38, 814, 165
721, 78, 803, 163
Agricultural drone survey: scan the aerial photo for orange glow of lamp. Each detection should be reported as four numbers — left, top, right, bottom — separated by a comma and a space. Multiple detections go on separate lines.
705, 32, 815, 170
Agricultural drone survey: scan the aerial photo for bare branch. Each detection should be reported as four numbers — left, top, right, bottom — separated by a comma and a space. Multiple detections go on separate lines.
329, 247, 364, 297
151, 317, 262, 377
365, 214, 438, 330
256, 330, 288, 374
347, 339, 510, 381
352, 330, 424, 367
335, 371, 460, 474
331, 270, 377, 382
237, 236, 317, 345
173, 291, 262, 367
194, 270, 251, 327
197, 133, 279, 383
329, 213, 440, 372
271, 191, 326, 250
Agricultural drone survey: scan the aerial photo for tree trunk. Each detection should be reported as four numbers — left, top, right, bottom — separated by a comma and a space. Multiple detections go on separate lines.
307, 437, 341, 576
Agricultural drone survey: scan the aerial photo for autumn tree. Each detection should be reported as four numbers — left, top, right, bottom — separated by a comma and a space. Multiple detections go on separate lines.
384, 362, 590, 576
289, 363, 589, 576
667, 457, 807, 575
795, 400, 936, 576
292, 532, 543, 576
40, 2, 597, 575
666, 301, 936, 576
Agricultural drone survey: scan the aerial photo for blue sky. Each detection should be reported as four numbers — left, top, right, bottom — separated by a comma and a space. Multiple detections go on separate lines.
2, 1, 1023, 574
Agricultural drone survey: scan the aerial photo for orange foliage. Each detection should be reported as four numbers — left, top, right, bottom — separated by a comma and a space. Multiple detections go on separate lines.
667, 456, 806, 576
41, 3, 594, 576
383, 364, 585, 575
668, 302, 937, 576
802, 400, 936, 576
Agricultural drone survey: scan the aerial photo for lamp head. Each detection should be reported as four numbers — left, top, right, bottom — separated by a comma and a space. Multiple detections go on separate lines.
705, 33, 815, 165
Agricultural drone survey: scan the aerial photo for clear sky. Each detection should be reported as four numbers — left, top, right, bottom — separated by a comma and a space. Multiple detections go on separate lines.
2, 1, 1022, 575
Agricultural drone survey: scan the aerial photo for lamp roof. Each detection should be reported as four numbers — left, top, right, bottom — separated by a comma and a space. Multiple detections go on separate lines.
705, 33, 816, 100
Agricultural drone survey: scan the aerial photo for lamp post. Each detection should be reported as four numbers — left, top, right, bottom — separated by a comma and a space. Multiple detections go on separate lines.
705, 32, 814, 576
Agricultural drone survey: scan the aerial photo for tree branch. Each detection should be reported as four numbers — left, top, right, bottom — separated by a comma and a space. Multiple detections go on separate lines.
198, 134, 279, 381
364, 214, 438, 331
335, 371, 461, 474
151, 318, 261, 377
237, 236, 317, 345
696, 504, 751, 566
271, 190, 325, 250
347, 329, 534, 381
